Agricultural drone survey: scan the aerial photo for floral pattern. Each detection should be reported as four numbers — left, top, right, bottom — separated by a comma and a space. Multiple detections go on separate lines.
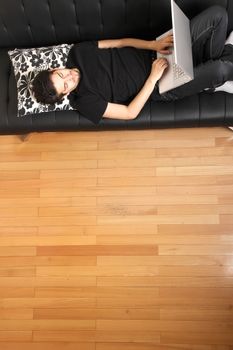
8, 44, 74, 117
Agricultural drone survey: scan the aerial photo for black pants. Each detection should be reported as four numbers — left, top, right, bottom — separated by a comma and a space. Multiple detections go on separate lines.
153, 5, 233, 102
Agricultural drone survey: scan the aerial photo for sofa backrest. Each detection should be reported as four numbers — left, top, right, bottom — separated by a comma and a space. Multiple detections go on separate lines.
0, 0, 232, 49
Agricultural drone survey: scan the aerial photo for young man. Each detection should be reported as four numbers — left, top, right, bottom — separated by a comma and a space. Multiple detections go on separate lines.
32, 5, 233, 125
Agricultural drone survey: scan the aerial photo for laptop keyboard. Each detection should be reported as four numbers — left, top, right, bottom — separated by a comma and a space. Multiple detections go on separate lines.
172, 63, 186, 80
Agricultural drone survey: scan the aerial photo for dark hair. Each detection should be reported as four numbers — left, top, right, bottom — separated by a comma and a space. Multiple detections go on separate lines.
31, 70, 64, 105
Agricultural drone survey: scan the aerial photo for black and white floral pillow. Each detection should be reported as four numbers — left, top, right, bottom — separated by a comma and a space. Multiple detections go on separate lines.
8, 44, 75, 117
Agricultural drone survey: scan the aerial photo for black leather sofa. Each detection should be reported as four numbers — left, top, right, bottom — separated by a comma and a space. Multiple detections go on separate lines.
0, 0, 233, 136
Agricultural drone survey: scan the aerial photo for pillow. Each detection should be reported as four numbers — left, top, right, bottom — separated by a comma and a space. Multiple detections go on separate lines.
8, 44, 75, 117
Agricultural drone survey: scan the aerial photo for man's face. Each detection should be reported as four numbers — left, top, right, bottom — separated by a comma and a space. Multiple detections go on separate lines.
50, 68, 80, 95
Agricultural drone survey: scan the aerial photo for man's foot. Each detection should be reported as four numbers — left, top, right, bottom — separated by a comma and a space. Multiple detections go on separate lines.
215, 80, 233, 93
214, 31, 233, 93
221, 31, 233, 62
225, 30, 233, 46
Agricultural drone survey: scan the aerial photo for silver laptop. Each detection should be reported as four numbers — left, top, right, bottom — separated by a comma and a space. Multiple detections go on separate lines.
156, 0, 194, 94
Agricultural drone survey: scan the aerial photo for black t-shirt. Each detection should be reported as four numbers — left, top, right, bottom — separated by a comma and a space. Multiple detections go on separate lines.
66, 41, 152, 124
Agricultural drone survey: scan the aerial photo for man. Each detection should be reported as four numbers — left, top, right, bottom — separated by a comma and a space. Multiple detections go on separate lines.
32, 5, 233, 125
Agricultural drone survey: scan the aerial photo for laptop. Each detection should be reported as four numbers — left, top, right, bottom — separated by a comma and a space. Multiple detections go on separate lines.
156, 0, 194, 94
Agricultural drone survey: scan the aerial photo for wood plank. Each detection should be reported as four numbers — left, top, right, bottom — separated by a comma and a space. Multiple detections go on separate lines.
35, 287, 159, 298
159, 245, 233, 255
0, 236, 96, 247
160, 332, 233, 345
0, 319, 95, 331
96, 344, 222, 350
33, 308, 160, 320
97, 195, 218, 205
0, 331, 32, 341
97, 255, 233, 266
36, 265, 159, 277
1, 298, 96, 309
0, 344, 94, 350
37, 245, 158, 256
97, 296, 233, 308
96, 319, 233, 332
0, 309, 33, 320
0, 247, 36, 257
97, 276, 233, 287
160, 308, 233, 321
33, 331, 96, 342
97, 215, 219, 225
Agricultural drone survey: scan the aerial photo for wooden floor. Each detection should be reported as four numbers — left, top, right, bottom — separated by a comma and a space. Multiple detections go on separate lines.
0, 126, 233, 350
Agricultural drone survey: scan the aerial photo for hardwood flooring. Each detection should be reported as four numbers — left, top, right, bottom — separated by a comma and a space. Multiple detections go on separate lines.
0, 127, 233, 349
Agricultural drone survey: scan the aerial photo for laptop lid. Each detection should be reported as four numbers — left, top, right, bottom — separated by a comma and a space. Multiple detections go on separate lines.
172, 0, 194, 78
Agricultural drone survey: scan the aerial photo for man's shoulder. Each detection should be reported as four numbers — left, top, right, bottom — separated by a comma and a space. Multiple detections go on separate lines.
72, 41, 98, 50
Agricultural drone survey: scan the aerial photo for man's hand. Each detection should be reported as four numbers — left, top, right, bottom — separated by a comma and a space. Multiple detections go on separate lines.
149, 58, 169, 83
151, 34, 173, 55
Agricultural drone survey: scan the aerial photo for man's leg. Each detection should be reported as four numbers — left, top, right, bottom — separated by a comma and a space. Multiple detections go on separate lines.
159, 5, 230, 101
190, 5, 228, 65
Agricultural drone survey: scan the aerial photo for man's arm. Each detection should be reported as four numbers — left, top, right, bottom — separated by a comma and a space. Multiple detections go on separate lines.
98, 38, 154, 50
98, 35, 173, 54
102, 58, 168, 121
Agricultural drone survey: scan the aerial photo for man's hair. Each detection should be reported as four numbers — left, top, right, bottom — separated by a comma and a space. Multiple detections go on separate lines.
31, 70, 65, 105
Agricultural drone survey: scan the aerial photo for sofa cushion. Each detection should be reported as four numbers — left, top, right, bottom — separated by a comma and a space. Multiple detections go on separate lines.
8, 43, 75, 117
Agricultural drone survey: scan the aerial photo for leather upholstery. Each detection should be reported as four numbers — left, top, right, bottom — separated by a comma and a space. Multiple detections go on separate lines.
0, 0, 233, 135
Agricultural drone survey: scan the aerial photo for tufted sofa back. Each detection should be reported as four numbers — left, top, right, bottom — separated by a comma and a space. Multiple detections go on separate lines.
0, 0, 232, 49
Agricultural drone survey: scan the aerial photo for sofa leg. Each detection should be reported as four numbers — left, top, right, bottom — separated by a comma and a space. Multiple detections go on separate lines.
18, 134, 30, 142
